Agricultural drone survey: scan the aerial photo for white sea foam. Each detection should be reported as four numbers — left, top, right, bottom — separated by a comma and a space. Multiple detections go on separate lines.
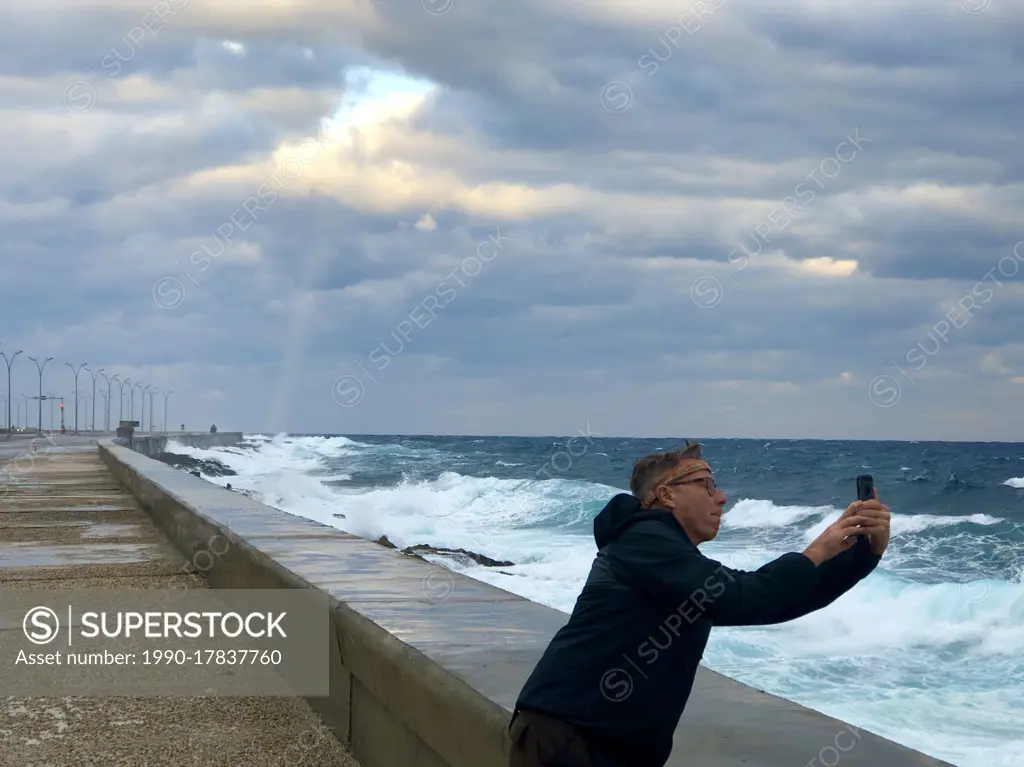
718, 498, 832, 529
162, 434, 1024, 767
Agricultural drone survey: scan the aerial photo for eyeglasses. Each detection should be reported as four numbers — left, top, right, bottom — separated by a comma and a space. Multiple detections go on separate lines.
670, 476, 717, 496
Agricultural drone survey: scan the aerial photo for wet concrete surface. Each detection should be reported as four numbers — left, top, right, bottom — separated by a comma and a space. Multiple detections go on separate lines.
60, 503, 133, 510
1, 541, 163, 566
79, 522, 148, 538
1, 509, 143, 528
0, 436, 360, 767
2, 518, 149, 542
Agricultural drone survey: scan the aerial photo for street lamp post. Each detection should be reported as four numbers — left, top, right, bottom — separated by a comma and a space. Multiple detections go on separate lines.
100, 373, 118, 431
132, 382, 143, 424
147, 387, 159, 432
28, 357, 53, 434
162, 390, 172, 432
119, 379, 131, 424
0, 395, 5, 430
66, 362, 87, 434
84, 365, 104, 432
142, 385, 152, 431
1, 349, 22, 439
46, 394, 56, 433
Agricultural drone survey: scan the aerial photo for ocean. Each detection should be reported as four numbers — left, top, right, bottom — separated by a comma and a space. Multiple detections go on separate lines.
162, 433, 1024, 767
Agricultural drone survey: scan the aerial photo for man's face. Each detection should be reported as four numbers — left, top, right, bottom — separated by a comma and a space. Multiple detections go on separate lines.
655, 468, 728, 544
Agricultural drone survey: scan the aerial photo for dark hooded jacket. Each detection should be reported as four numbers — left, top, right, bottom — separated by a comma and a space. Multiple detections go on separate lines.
512, 493, 881, 767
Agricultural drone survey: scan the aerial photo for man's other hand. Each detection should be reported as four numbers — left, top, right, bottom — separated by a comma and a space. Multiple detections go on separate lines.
804, 513, 874, 565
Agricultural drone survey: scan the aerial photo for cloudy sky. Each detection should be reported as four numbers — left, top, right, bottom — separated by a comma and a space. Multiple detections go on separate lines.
0, 0, 1022, 440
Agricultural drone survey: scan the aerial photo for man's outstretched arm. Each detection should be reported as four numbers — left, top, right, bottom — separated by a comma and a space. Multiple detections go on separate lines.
750, 533, 881, 621
605, 512, 876, 627
808, 534, 882, 606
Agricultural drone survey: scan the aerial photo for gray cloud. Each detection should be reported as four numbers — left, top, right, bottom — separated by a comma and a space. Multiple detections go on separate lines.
0, 0, 1021, 439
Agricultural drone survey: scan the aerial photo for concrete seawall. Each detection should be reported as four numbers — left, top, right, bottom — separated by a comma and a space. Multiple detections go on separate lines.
125, 431, 245, 457
101, 440, 953, 767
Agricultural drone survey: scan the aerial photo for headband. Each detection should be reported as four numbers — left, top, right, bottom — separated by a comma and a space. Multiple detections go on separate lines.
641, 459, 712, 508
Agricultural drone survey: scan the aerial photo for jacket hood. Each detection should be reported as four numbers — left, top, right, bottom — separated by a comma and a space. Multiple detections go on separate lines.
593, 493, 681, 549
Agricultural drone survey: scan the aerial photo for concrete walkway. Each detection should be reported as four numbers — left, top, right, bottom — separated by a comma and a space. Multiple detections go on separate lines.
0, 436, 360, 767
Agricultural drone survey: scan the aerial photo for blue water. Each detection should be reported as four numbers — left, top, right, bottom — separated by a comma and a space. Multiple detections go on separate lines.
167, 434, 1024, 767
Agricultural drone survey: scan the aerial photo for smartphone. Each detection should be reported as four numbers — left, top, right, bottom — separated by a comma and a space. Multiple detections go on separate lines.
854, 475, 874, 542
856, 475, 874, 501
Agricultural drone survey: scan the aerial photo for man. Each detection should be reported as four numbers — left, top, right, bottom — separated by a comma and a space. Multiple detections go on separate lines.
510, 441, 890, 767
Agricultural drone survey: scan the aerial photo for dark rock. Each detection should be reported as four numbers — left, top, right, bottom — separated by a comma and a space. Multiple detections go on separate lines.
403, 544, 514, 568
224, 483, 257, 499
154, 451, 236, 477
369, 536, 513, 567
332, 513, 346, 519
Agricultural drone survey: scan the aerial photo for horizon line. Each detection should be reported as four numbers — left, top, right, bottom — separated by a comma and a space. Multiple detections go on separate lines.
234, 431, 1024, 445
